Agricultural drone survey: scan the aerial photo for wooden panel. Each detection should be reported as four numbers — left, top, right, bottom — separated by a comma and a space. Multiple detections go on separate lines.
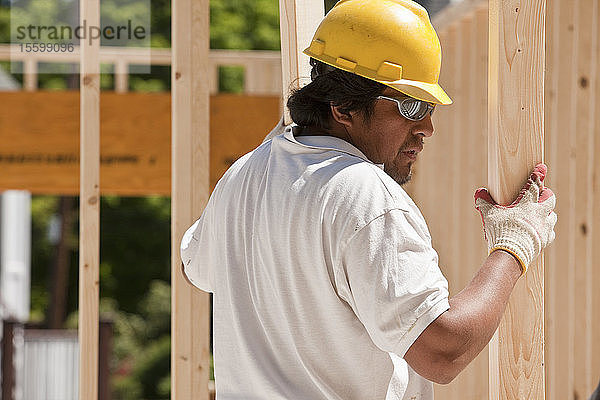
545, 0, 576, 397
432, 0, 488, 31
431, 13, 490, 399
245, 59, 283, 95
447, 22, 462, 400
0, 92, 279, 196
573, 0, 596, 397
456, 9, 490, 399
469, 7, 491, 399
438, 25, 457, 296
0, 92, 170, 195
543, 0, 560, 398
210, 95, 280, 189
592, 0, 600, 390
424, 25, 456, 400
417, 0, 600, 398
278, 0, 323, 124
171, 0, 210, 397
487, 0, 546, 399
78, 0, 100, 398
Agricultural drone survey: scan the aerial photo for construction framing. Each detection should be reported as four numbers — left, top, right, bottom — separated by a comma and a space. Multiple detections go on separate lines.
78, 0, 101, 399
72, 0, 574, 399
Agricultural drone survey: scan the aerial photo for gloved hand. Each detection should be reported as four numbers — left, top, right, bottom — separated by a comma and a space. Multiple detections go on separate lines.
474, 163, 557, 274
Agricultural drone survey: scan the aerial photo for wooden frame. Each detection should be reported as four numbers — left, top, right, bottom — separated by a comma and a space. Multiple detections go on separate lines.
170, 0, 211, 398
1, 44, 281, 95
487, 0, 546, 398
278, 0, 324, 124
78, 0, 101, 398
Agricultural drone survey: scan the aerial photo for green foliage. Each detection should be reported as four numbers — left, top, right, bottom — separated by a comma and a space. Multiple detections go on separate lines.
218, 65, 244, 94
99, 196, 171, 314
210, 0, 280, 51
210, 0, 281, 92
30, 196, 60, 323
65, 281, 172, 399
0, 3, 10, 42
110, 280, 172, 400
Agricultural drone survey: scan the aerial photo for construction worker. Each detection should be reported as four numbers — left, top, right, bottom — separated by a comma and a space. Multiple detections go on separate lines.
180, 0, 557, 398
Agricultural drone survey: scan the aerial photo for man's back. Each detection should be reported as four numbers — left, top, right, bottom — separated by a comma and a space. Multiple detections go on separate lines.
181, 128, 450, 399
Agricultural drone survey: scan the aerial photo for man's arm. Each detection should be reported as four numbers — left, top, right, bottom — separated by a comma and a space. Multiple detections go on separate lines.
404, 249, 521, 384
405, 164, 556, 384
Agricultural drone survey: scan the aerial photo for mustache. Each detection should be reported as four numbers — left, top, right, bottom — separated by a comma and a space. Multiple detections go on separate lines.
399, 138, 424, 152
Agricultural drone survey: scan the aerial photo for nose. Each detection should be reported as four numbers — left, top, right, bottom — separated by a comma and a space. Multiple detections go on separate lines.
415, 114, 434, 138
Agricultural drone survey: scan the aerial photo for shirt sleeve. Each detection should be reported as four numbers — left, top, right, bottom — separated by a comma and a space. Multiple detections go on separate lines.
339, 208, 449, 358
180, 211, 215, 293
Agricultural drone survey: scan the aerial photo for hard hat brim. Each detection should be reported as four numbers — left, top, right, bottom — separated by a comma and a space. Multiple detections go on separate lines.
304, 48, 452, 106
385, 80, 453, 105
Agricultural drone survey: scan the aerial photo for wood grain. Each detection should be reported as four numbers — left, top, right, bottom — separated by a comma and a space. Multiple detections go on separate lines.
543, 0, 559, 397
440, 25, 458, 296
278, 0, 323, 124
546, 0, 576, 397
427, 27, 453, 399
573, 0, 596, 397
487, 0, 546, 399
171, 0, 211, 398
78, 0, 100, 398
413, 0, 600, 397
462, 9, 490, 398
592, 0, 600, 391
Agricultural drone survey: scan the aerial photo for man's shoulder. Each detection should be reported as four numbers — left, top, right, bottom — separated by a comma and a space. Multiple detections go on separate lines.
316, 160, 417, 242
326, 160, 412, 212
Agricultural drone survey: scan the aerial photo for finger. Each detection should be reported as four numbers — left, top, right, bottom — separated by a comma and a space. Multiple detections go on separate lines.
475, 198, 495, 218
511, 164, 547, 205
547, 211, 558, 229
539, 188, 555, 209
511, 175, 541, 206
531, 163, 548, 183
546, 212, 557, 245
474, 187, 496, 205
548, 229, 556, 244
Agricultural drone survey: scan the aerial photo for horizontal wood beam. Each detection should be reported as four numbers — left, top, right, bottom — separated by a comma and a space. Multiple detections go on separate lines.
0, 44, 280, 68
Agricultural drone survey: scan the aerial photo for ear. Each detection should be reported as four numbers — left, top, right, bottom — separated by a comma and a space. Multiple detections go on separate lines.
330, 104, 354, 129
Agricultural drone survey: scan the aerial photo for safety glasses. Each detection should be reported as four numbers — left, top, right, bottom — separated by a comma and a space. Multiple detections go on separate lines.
376, 95, 435, 121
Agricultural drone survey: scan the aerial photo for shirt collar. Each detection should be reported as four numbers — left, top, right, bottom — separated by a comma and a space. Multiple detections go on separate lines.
282, 126, 385, 170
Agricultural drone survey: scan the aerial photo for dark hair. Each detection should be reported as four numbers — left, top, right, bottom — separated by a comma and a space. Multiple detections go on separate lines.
286, 58, 386, 129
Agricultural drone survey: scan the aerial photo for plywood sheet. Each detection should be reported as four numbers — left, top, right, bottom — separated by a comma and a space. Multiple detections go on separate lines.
0, 92, 280, 195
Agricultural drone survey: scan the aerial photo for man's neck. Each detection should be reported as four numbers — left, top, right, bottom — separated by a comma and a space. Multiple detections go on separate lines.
293, 124, 349, 142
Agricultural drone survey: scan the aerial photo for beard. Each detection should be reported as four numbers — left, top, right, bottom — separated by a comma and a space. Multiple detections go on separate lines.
384, 164, 413, 186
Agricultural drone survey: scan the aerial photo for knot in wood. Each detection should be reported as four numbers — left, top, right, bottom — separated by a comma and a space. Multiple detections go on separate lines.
88, 195, 98, 205
82, 75, 94, 86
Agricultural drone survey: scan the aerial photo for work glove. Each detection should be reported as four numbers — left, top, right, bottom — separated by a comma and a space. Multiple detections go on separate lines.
474, 163, 557, 275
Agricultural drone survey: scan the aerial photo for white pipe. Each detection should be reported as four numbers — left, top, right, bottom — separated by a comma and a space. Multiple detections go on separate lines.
0, 190, 31, 322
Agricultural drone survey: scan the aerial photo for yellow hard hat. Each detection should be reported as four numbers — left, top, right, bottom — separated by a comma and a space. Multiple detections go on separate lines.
303, 0, 452, 105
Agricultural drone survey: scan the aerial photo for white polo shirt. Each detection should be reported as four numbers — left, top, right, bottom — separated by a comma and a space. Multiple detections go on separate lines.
181, 126, 450, 399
